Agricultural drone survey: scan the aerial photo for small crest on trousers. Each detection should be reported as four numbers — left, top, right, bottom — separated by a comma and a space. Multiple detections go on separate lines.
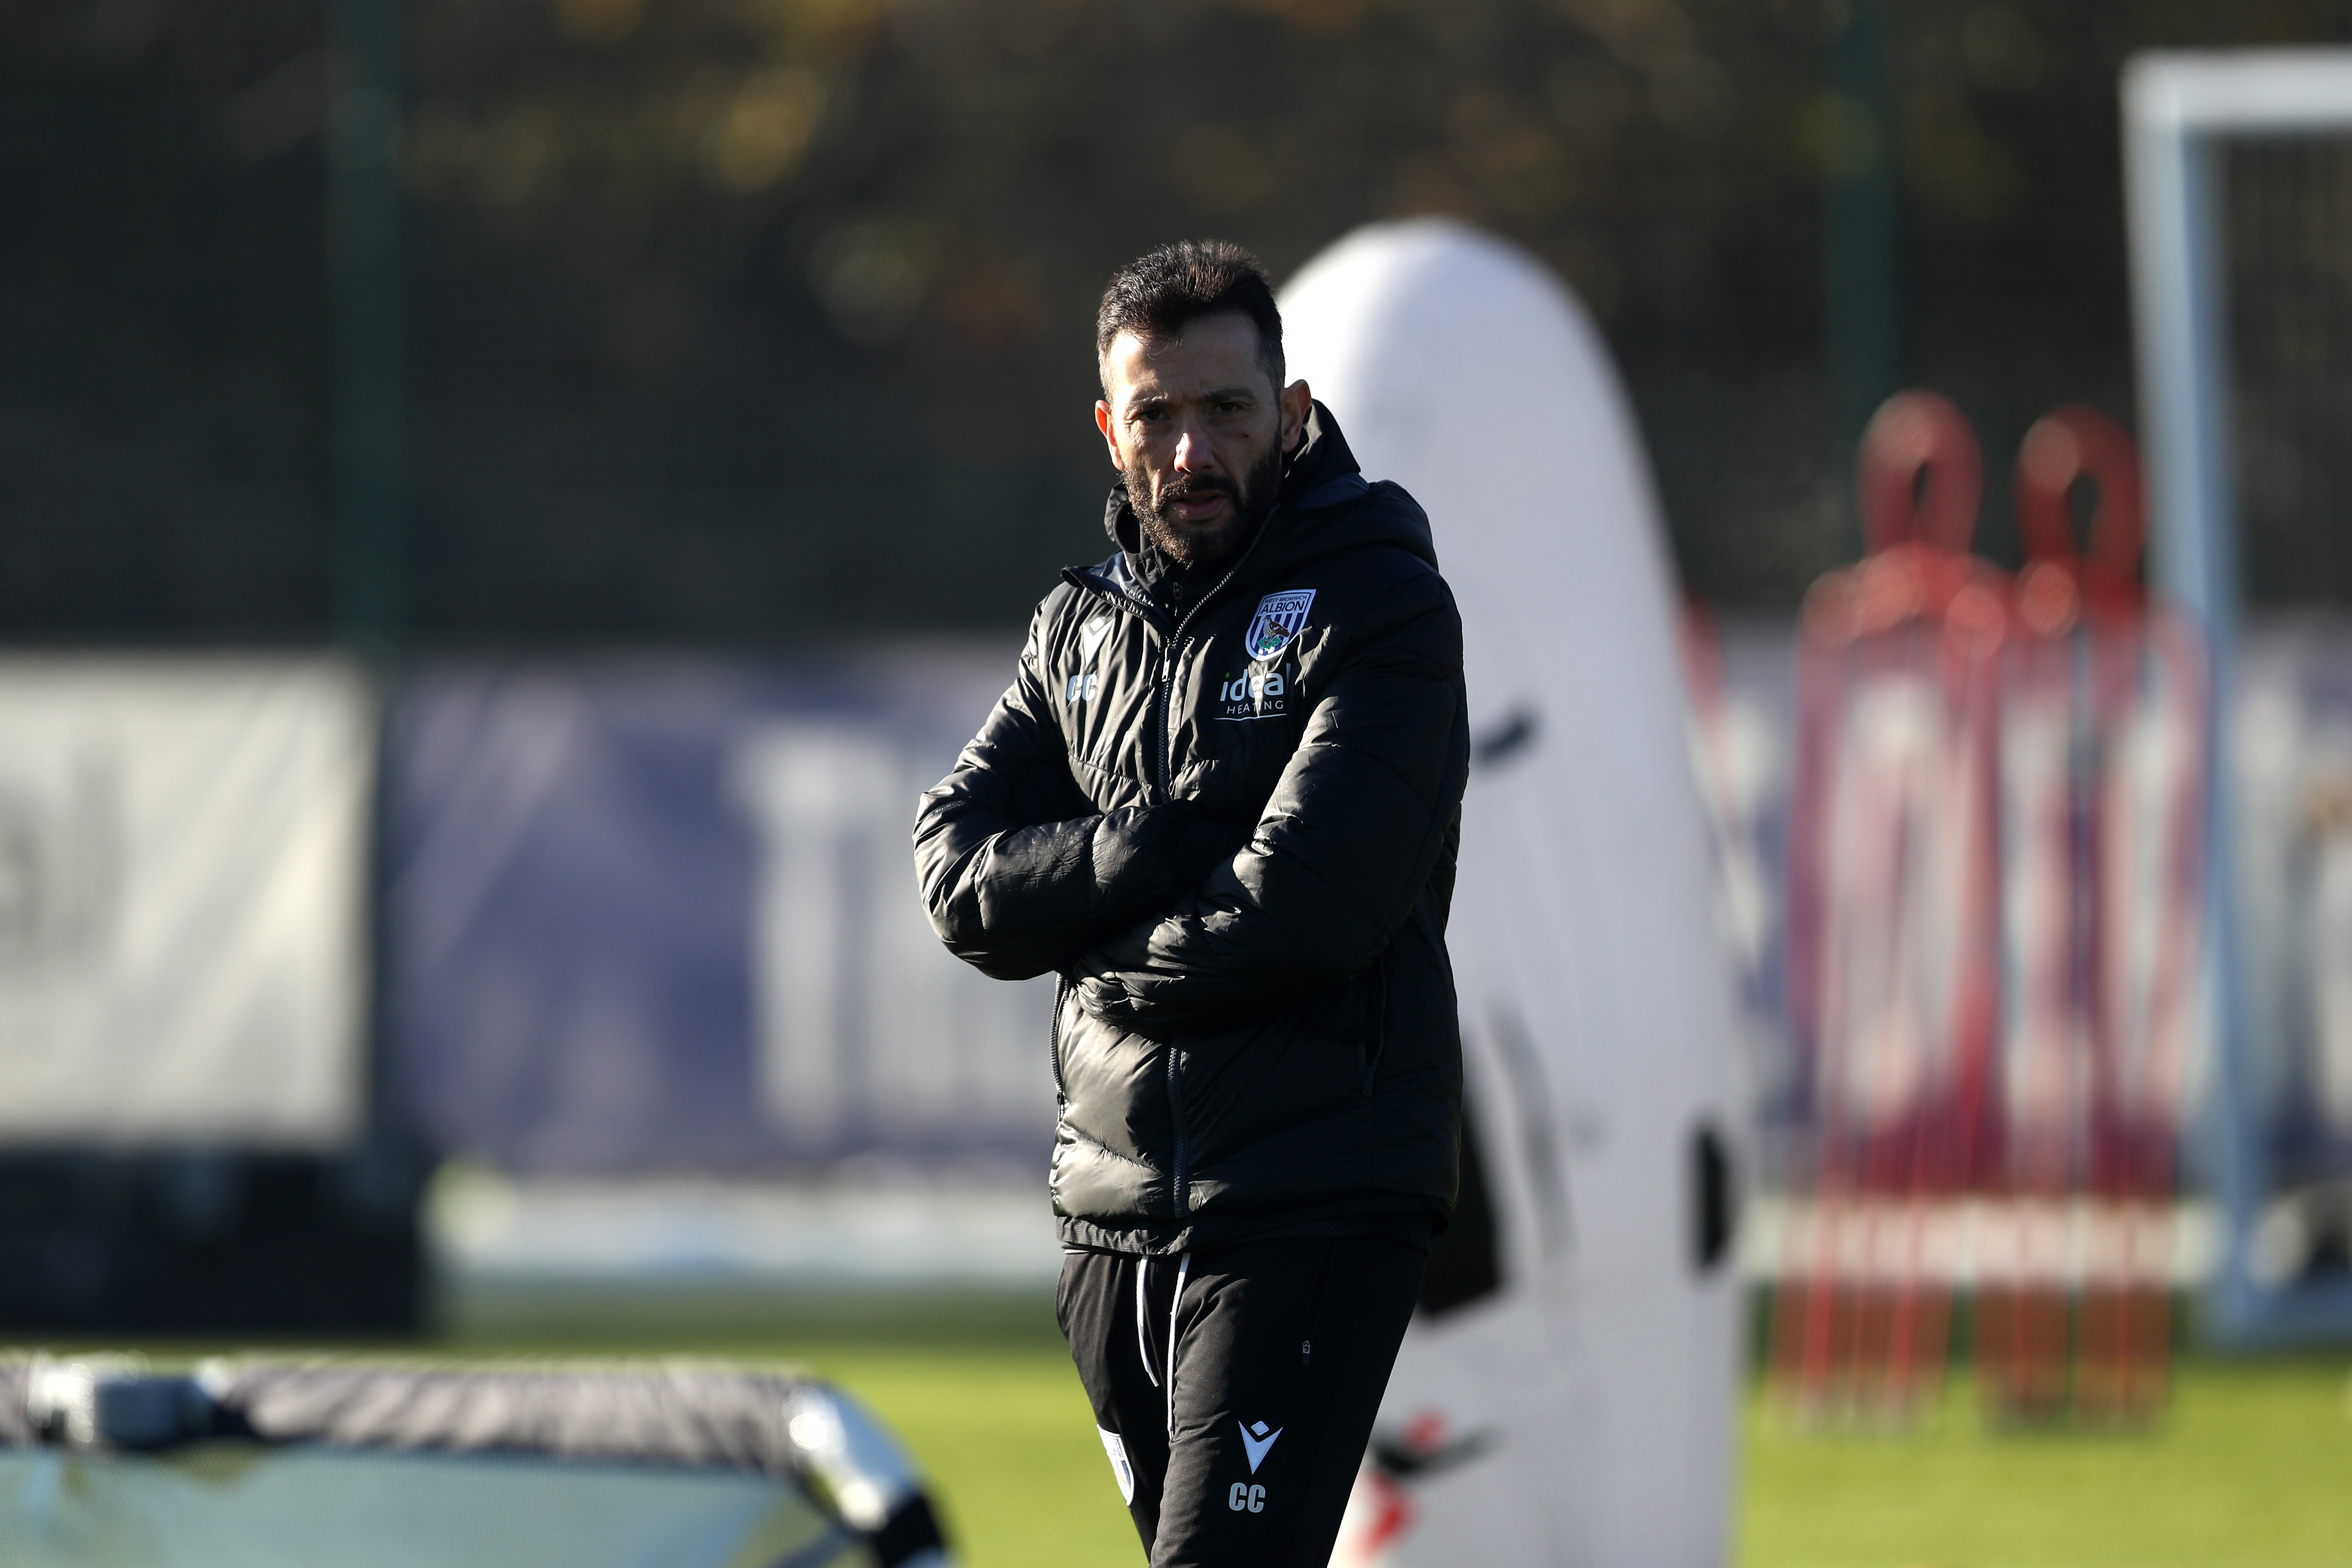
1243, 590, 1315, 662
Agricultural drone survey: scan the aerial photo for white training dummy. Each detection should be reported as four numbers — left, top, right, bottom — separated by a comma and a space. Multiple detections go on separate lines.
1282, 219, 1742, 1568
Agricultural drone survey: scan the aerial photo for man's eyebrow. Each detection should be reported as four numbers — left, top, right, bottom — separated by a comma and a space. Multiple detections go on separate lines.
1122, 385, 1260, 415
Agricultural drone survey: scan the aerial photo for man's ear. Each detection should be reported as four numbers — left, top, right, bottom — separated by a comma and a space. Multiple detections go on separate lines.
1281, 380, 1312, 452
1095, 400, 1124, 471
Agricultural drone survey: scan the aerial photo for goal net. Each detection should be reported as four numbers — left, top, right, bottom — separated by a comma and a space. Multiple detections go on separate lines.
2128, 47, 2352, 1341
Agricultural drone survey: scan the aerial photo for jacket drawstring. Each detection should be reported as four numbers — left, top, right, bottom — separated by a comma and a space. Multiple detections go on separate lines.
1136, 1256, 1159, 1388
1167, 1250, 1191, 1439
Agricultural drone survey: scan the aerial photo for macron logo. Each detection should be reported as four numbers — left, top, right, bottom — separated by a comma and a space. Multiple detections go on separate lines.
1239, 1420, 1283, 1473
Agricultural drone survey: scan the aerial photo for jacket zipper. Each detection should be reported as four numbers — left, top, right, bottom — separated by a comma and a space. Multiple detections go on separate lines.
1150, 511, 1279, 1218
1049, 975, 1070, 1105
1155, 639, 1183, 798
1066, 506, 1283, 1220
1153, 508, 1279, 805
1166, 1043, 1189, 1217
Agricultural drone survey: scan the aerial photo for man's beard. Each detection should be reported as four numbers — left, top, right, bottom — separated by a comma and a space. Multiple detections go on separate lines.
1126, 439, 1285, 571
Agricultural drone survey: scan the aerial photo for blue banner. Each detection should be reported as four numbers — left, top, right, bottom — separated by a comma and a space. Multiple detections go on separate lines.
384, 645, 1056, 1174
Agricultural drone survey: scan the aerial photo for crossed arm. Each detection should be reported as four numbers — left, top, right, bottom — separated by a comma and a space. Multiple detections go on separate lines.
914, 610, 1244, 983
915, 578, 1468, 1034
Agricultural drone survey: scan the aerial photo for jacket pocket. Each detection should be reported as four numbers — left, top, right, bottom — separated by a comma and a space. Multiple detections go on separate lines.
1304, 958, 1385, 1099
1355, 954, 1388, 1098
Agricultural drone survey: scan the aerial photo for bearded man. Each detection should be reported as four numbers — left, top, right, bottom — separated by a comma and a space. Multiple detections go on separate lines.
915, 240, 1468, 1567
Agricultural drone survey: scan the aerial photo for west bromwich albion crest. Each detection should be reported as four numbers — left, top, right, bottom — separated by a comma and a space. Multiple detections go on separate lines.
1243, 590, 1315, 662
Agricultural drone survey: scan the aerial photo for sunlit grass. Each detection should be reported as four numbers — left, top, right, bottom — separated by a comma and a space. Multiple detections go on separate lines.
52, 1292, 2352, 1568
828, 1336, 2352, 1568
1738, 1357, 2352, 1568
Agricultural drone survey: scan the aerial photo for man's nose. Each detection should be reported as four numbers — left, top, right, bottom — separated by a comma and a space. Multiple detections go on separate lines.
1171, 421, 1214, 471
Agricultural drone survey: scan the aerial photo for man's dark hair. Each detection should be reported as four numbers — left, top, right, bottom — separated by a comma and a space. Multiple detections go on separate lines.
1096, 240, 1284, 395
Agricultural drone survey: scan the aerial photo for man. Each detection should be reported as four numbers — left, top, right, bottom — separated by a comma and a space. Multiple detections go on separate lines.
915, 240, 1468, 1567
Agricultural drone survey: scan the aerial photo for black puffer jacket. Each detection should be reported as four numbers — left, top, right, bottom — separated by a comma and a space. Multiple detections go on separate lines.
915, 405, 1469, 1254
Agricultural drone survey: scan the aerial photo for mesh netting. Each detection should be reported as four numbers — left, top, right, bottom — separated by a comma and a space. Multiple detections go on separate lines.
2225, 134, 2352, 606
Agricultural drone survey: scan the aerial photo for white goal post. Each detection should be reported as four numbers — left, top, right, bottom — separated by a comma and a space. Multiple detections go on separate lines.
2126, 47, 2352, 1344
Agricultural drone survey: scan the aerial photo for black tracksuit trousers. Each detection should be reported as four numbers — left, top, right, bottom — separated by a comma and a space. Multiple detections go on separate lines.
1058, 1232, 1427, 1567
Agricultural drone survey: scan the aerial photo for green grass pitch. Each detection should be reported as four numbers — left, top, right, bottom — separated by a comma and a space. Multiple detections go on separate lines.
829, 1347, 2352, 1568
1737, 1355, 2352, 1568
443, 1290, 2352, 1568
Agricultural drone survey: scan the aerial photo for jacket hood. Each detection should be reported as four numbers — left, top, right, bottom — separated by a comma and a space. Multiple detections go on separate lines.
1097, 401, 1436, 588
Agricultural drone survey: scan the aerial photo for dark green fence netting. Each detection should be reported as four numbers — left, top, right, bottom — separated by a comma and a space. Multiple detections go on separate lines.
0, 1357, 951, 1568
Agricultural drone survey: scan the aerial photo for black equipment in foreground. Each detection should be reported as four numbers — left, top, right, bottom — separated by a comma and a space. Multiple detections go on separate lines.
0, 1356, 953, 1568
0, 1151, 425, 1336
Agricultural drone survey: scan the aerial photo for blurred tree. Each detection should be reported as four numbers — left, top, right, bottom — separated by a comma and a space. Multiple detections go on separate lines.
0, 1, 330, 641
394, 0, 1825, 633
2, 0, 2351, 639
